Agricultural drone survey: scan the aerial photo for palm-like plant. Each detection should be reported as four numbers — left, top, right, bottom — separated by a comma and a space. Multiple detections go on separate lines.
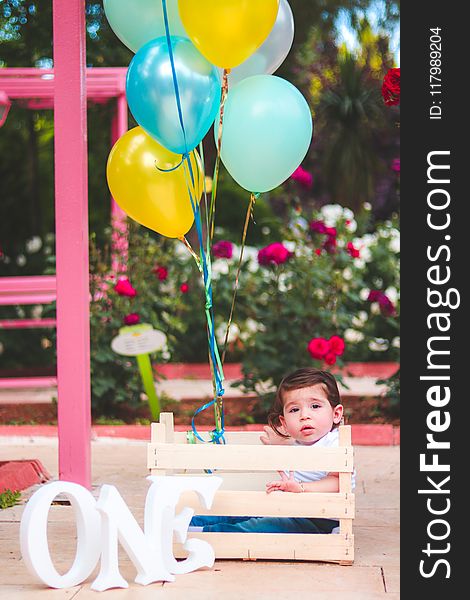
318, 51, 386, 209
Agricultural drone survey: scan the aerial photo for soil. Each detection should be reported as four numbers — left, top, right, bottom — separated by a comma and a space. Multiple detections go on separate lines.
0, 394, 399, 426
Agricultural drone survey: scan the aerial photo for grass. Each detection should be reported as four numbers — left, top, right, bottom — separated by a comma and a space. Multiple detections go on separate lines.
0, 489, 21, 509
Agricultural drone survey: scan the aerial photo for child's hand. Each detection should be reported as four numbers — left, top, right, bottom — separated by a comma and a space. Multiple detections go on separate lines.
259, 425, 291, 445
266, 471, 303, 493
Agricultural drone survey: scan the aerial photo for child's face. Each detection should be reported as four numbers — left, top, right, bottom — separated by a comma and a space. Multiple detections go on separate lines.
279, 384, 343, 445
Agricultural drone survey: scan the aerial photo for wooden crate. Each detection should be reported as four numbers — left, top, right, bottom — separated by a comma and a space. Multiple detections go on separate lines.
147, 412, 354, 564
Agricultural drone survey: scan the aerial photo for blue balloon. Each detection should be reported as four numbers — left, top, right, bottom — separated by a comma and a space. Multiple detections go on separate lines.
216, 75, 313, 193
126, 36, 221, 154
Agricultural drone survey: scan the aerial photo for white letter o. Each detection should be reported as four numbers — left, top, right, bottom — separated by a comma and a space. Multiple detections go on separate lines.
20, 481, 101, 588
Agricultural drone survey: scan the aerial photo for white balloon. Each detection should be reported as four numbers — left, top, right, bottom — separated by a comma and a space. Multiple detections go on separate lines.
218, 0, 295, 86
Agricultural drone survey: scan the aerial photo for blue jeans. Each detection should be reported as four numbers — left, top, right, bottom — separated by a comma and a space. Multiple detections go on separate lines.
190, 515, 339, 534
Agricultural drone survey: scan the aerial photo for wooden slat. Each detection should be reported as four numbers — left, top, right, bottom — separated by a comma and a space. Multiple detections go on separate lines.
148, 443, 353, 473
177, 490, 354, 519
173, 431, 266, 445
174, 532, 354, 562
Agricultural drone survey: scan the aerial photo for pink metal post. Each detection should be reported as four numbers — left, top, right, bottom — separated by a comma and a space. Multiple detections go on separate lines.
111, 93, 129, 274
53, 0, 91, 487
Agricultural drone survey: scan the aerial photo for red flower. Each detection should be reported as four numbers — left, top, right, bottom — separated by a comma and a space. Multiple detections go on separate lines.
123, 313, 140, 325
258, 242, 292, 266
153, 265, 168, 281
328, 335, 345, 356
323, 235, 337, 254
382, 67, 400, 106
391, 158, 400, 173
307, 337, 330, 360
180, 283, 189, 294
114, 278, 137, 297
346, 241, 360, 258
324, 352, 337, 366
290, 165, 313, 189
315, 248, 322, 256
309, 220, 328, 234
213, 240, 233, 259
367, 290, 396, 316
378, 294, 396, 316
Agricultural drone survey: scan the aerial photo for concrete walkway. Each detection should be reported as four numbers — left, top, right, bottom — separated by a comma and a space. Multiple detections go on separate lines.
0, 437, 399, 599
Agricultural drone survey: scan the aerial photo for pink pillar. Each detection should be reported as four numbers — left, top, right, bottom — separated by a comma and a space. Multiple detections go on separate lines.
53, 0, 91, 487
110, 93, 128, 275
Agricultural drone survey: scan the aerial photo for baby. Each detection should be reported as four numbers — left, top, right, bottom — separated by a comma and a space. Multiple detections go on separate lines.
190, 367, 350, 534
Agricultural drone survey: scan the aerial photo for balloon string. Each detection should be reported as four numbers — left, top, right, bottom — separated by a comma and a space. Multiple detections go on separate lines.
179, 236, 202, 272
208, 68, 230, 242
221, 192, 258, 364
161, 0, 225, 444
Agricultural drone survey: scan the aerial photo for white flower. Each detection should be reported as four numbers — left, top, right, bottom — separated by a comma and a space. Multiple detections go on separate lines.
343, 208, 354, 220
345, 219, 357, 232
216, 322, 240, 346
389, 234, 400, 253
385, 287, 399, 303
161, 349, 171, 360
289, 216, 309, 233
368, 338, 389, 352
343, 268, 353, 281
31, 305, 43, 319
392, 337, 400, 348
211, 260, 229, 278
26, 236, 42, 254
261, 226, 271, 235
370, 302, 381, 315
363, 202, 372, 211
320, 204, 343, 226
283, 241, 296, 253
16, 254, 27, 266
352, 311, 368, 327
344, 328, 364, 343
360, 288, 370, 301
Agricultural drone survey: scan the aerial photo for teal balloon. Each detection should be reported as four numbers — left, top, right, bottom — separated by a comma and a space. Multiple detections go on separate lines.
217, 75, 313, 193
103, 0, 187, 53
126, 36, 221, 154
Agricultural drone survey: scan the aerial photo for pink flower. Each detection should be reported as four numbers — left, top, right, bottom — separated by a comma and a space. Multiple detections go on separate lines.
258, 242, 292, 266
346, 241, 360, 258
307, 337, 330, 360
123, 313, 140, 325
328, 335, 345, 356
290, 165, 313, 189
153, 265, 168, 281
180, 283, 189, 294
213, 240, 233, 259
114, 278, 137, 297
391, 158, 400, 173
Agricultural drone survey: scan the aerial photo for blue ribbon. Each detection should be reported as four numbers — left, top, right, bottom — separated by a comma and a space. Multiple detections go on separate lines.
161, 0, 225, 444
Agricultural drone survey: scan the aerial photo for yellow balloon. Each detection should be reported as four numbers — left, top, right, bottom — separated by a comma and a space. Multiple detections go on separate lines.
178, 0, 279, 69
106, 127, 202, 238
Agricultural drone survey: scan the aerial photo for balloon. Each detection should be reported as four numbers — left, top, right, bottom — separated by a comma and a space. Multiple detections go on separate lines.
106, 127, 202, 238
178, 0, 279, 69
217, 76, 313, 193
126, 36, 221, 154
218, 0, 294, 86
103, 0, 187, 53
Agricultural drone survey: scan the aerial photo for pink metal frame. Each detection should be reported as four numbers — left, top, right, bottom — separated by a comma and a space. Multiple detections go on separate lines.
0, 3, 129, 486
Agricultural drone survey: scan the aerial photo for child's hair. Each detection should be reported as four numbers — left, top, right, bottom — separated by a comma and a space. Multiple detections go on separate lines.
268, 367, 342, 438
